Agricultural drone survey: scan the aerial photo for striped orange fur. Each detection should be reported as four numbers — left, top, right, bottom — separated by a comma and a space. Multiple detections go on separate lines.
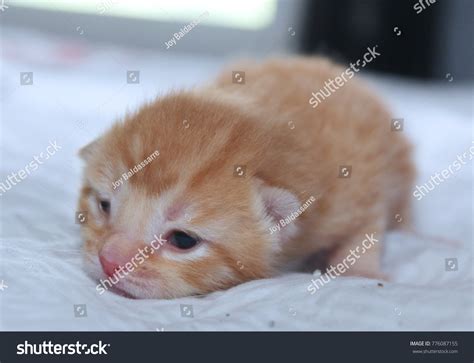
79, 57, 415, 298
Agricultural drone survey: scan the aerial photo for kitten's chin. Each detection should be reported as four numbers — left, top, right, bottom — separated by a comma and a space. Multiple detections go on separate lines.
112, 280, 160, 299
83, 252, 170, 299
108, 285, 136, 299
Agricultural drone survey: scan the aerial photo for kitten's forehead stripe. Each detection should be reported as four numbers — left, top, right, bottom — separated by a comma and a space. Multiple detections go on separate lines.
187, 123, 248, 190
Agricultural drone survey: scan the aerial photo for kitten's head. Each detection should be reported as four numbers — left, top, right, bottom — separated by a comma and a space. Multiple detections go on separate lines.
78, 92, 300, 299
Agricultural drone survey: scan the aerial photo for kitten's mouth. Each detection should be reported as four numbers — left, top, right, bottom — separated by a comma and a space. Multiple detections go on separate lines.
106, 275, 157, 299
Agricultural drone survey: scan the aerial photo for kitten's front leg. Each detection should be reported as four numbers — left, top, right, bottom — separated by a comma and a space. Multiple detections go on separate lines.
326, 223, 387, 281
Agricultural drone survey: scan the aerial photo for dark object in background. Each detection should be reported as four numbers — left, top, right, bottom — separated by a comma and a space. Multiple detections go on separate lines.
300, 0, 473, 80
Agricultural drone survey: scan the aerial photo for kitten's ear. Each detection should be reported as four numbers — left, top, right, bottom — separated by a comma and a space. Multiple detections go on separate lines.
79, 138, 101, 162
255, 180, 301, 243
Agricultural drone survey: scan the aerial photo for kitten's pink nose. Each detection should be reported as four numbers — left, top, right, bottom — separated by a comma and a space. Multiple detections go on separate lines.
99, 233, 143, 278
99, 255, 119, 278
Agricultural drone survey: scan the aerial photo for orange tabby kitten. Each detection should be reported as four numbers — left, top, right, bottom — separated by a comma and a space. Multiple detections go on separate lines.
78, 57, 414, 299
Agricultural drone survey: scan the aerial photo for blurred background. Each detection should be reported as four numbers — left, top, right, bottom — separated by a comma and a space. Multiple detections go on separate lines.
1, 0, 473, 79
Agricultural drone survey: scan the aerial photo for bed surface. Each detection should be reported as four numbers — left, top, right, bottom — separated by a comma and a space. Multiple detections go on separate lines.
0, 28, 472, 331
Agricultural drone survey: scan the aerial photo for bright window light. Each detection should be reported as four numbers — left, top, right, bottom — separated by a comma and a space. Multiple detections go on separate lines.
11, 0, 278, 30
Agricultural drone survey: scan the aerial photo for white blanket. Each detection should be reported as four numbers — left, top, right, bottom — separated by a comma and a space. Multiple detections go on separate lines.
0, 28, 472, 331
